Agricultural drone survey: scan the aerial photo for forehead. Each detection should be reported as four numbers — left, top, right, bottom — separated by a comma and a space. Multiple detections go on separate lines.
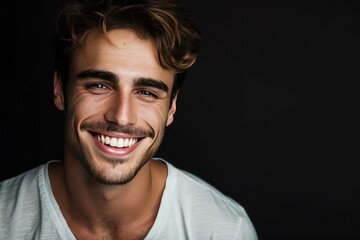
71, 29, 175, 85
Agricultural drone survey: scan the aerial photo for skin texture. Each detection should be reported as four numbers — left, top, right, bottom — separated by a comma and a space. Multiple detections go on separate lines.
51, 29, 177, 239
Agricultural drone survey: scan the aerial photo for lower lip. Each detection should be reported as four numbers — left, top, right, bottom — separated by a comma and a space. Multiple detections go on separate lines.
91, 134, 141, 157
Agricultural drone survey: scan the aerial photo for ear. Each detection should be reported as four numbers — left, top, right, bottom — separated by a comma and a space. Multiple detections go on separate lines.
166, 93, 178, 126
53, 71, 65, 111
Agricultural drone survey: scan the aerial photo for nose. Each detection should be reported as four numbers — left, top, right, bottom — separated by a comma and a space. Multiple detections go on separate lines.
104, 93, 137, 126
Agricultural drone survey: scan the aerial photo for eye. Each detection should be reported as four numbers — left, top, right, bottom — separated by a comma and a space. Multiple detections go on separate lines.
140, 90, 155, 96
88, 83, 108, 89
138, 90, 157, 98
136, 89, 159, 100
85, 83, 112, 94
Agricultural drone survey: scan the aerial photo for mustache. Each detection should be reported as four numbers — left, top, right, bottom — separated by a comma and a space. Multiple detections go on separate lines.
80, 121, 155, 138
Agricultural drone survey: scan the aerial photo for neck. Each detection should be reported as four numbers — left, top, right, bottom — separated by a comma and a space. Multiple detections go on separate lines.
49, 150, 167, 238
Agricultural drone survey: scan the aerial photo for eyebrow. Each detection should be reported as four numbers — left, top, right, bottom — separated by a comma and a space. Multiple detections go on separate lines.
76, 69, 169, 92
134, 77, 169, 93
76, 70, 119, 84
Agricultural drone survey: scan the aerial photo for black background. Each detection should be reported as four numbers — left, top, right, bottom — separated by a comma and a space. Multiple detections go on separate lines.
0, 1, 359, 239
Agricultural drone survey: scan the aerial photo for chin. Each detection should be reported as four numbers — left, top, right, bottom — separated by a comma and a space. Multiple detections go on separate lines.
82, 149, 152, 185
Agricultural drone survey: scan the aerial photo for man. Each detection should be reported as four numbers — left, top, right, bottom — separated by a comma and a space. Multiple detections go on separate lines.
0, 0, 257, 239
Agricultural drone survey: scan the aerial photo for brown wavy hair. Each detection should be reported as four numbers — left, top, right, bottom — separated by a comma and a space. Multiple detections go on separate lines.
54, 0, 201, 99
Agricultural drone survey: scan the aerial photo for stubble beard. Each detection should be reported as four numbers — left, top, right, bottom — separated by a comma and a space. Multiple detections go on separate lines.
82, 146, 157, 185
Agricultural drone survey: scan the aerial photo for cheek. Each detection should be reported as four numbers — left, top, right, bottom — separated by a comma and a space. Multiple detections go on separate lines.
137, 104, 169, 127
66, 92, 107, 124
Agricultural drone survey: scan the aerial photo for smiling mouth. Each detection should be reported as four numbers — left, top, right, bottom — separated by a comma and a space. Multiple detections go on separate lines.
91, 132, 142, 149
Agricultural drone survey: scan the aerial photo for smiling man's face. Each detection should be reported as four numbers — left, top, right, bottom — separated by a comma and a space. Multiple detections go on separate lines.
54, 29, 176, 185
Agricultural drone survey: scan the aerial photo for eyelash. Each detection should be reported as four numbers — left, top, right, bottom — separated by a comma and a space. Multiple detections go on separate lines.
87, 83, 108, 89
85, 83, 159, 99
137, 90, 158, 98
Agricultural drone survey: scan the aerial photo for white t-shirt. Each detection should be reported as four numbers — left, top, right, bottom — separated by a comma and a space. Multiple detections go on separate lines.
0, 159, 258, 239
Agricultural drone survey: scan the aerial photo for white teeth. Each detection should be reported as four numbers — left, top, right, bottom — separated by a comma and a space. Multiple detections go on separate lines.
117, 138, 124, 148
96, 134, 139, 148
110, 138, 117, 147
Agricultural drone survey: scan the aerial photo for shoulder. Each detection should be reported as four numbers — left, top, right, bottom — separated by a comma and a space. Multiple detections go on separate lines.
171, 165, 249, 220
0, 164, 46, 238
161, 160, 258, 239
0, 165, 42, 201
0, 165, 44, 214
